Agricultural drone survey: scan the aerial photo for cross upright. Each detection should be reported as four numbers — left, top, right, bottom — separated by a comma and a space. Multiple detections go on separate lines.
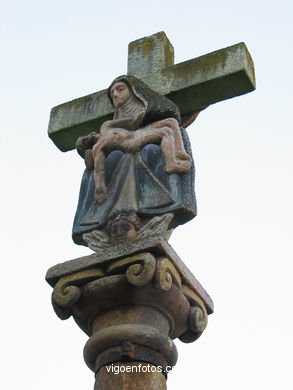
48, 31, 255, 152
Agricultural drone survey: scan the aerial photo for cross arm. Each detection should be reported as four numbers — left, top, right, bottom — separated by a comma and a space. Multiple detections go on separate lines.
48, 42, 255, 152
149, 41, 255, 116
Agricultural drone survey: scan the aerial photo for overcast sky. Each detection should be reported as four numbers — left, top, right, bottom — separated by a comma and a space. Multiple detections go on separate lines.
1, 1, 292, 389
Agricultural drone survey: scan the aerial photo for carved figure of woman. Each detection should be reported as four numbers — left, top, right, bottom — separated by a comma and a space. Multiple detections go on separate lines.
73, 76, 197, 247
91, 80, 192, 203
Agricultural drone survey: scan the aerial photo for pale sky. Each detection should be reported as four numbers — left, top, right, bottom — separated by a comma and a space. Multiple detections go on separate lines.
1, 1, 292, 389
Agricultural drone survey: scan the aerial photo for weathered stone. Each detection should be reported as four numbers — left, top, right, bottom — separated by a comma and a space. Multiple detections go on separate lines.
107, 252, 156, 287
83, 214, 173, 251
73, 273, 191, 338
154, 257, 181, 290
47, 246, 211, 383
84, 320, 178, 370
149, 41, 255, 113
95, 362, 167, 390
45, 30, 256, 389
48, 32, 255, 152
47, 239, 211, 387
46, 235, 214, 314
52, 268, 104, 306
128, 31, 174, 79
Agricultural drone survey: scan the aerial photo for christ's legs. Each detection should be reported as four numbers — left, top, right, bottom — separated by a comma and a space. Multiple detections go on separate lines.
158, 128, 192, 174
154, 118, 191, 162
133, 121, 192, 174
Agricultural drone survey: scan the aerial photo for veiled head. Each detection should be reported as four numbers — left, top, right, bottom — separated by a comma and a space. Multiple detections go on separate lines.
108, 75, 181, 126
109, 81, 132, 108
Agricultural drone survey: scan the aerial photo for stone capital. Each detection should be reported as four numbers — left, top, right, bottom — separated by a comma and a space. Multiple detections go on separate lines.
46, 236, 213, 387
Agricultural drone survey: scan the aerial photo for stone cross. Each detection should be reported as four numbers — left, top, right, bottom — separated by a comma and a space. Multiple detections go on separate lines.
46, 32, 256, 389
48, 31, 255, 151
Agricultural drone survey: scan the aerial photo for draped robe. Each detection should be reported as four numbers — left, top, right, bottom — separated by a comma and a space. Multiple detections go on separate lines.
72, 76, 197, 246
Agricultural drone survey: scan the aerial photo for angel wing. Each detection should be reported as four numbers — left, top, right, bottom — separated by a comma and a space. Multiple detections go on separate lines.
137, 213, 173, 240
82, 229, 111, 252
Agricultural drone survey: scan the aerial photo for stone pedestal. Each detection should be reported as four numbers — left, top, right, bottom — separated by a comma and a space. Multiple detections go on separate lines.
46, 236, 213, 389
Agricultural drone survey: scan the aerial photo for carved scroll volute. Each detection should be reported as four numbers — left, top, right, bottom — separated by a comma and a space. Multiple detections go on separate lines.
179, 284, 208, 343
106, 252, 156, 287
154, 257, 181, 290
178, 306, 208, 343
189, 306, 207, 333
52, 269, 105, 319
